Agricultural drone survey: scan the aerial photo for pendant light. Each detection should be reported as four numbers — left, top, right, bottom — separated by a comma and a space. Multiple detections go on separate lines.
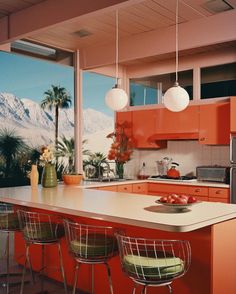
105, 10, 128, 111
163, 0, 189, 112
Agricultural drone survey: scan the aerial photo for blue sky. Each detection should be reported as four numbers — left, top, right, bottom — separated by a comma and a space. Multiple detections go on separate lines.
0, 51, 114, 116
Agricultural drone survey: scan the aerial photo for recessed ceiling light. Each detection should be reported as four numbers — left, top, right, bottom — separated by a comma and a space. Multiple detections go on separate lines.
73, 29, 92, 38
203, 0, 234, 13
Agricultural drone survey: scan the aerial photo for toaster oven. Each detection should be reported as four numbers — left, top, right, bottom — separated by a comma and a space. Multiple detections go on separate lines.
196, 166, 230, 183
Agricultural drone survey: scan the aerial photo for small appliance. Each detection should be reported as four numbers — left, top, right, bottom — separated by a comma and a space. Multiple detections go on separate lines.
196, 166, 230, 184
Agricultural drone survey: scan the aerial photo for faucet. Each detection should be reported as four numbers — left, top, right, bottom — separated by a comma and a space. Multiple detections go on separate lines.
98, 162, 111, 181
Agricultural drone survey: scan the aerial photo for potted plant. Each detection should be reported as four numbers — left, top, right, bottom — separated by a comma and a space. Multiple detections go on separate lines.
56, 136, 83, 185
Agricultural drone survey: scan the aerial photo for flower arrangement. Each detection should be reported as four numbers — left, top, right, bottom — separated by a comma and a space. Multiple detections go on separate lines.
39, 145, 55, 166
107, 121, 135, 178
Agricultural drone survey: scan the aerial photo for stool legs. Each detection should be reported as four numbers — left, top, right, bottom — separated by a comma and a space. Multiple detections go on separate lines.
167, 284, 173, 294
132, 282, 138, 294
72, 263, 80, 294
104, 262, 113, 294
91, 264, 94, 294
57, 243, 68, 294
20, 244, 34, 294
142, 285, 147, 294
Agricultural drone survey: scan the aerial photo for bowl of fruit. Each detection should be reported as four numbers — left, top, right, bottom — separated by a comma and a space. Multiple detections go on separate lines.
156, 194, 199, 212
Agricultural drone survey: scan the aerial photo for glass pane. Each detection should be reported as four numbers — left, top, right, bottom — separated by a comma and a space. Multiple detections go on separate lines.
130, 69, 193, 106
201, 62, 236, 99
0, 50, 74, 187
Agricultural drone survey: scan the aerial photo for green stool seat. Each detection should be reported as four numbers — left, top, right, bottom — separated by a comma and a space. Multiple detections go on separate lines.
0, 212, 19, 230
123, 255, 184, 280
70, 233, 117, 258
23, 222, 65, 242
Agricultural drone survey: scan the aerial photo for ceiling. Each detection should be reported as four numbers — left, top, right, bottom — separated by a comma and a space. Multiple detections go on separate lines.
4, 0, 233, 52
0, 0, 45, 19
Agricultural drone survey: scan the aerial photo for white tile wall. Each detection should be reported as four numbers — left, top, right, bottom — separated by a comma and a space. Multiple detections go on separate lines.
124, 141, 230, 178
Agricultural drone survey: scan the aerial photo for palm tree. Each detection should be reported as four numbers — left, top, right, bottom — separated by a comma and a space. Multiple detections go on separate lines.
56, 135, 91, 173
0, 128, 26, 177
41, 85, 72, 146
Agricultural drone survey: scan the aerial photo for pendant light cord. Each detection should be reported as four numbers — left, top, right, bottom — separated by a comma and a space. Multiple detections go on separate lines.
175, 0, 179, 85
115, 10, 119, 86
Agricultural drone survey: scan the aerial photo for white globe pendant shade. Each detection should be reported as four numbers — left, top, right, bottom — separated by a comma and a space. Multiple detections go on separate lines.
163, 85, 189, 112
105, 87, 128, 111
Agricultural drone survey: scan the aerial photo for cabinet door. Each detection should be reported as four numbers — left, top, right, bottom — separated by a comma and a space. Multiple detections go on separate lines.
230, 97, 236, 133
209, 187, 229, 202
188, 186, 209, 201
132, 183, 148, 194
132, 110, 166, 148
116, 111, 132, 137
199, 102, 230, 145
156, 106, 199, 139
148, 183, 188, 194
117, 184, 133, 193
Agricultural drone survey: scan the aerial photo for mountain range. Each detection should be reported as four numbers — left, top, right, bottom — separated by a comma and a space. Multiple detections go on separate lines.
0, 92, 114, 149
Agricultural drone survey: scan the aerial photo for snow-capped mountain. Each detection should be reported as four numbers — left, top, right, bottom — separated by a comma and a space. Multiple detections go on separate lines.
0, 92, 114, 150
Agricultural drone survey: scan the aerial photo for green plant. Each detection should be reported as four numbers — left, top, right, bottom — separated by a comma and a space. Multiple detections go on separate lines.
41, 85, 72, 146
83, 152, 108, 178
0, 128, 27, 177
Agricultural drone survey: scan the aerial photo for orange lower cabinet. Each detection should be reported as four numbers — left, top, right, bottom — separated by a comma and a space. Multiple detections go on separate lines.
97, 186, 117, 192
117, 184, 133, 193
209, 187, 229, 203
230, 96, 236, 133
210, 197, 228, 203
148, 183, 188, 195
132, 183, 148, 194
188, 186, 209, 202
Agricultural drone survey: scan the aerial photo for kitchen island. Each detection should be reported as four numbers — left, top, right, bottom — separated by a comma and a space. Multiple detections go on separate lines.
0, 185, 236, 294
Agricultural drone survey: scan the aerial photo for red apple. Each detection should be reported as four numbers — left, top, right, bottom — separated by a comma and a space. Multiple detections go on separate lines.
159, 196, 168, 203
188, 196, 197, 203
174, 197, 188, 204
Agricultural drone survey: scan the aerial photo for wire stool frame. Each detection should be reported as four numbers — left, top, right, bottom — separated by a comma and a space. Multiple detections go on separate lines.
116, 234, 191, 294
17, 209, 68, 294
64, 219, 119, 294
0, 202, 23, 294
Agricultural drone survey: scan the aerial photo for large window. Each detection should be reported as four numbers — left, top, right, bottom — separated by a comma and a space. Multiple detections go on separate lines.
82, 72, 115, 155
201, 62, 236, 99
130, 69, 193, 106
0, 50, 74, 186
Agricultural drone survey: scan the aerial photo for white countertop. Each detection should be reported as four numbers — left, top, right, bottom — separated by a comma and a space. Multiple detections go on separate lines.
0, 185, 235, 233
80, 179, 229, 189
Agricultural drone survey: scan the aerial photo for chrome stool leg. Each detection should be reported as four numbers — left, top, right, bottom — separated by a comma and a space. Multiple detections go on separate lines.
40, 244, 45, 294
104, 262, 113, 294
6, 232, 10, 294
72, 263, 80, 294
132, 282, 138, 294
142, 285, 147, 294
167, 284, 173, 294
57, 243, 68, 294
91, 264, 94, 294
20, 244, 29, 294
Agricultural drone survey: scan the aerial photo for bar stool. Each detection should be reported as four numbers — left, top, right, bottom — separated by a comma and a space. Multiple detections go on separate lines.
0, 202, 22, 293
64, 219, 118, 294
17, 209, 68, 294
116, 234, 191, 294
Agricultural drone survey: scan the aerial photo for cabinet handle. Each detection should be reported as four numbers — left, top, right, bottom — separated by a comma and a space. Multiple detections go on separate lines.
124, 187, 127, 190
200, 137, 206, 141
195, 188, 200, 192
138, 186, 141, 189
216, 190, 221, 194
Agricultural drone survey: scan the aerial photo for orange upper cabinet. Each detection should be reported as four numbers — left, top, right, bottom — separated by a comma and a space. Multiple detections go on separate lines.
154, 106, 199, 140
199, 102, 230, 145
230, 97, 236, 133
132, 110, 166, 148
116, 111, 132, 137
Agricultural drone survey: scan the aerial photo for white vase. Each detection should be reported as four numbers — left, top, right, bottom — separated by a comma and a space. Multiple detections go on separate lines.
30, 164, 39, 188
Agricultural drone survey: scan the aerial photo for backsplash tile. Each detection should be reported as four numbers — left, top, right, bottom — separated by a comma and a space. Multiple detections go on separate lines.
125, 141, 229, 178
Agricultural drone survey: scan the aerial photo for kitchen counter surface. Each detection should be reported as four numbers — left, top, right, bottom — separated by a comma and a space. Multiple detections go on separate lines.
0, 185, 235, 232
80, 178, 229, 189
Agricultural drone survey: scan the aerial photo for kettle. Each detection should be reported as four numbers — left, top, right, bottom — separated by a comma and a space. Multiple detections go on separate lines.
156, 157, 172, 176
167, 162, 180, 179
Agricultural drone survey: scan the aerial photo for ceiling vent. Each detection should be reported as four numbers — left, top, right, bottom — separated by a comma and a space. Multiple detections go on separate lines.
73, 29, 92, 38
203, 0, 234, 13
